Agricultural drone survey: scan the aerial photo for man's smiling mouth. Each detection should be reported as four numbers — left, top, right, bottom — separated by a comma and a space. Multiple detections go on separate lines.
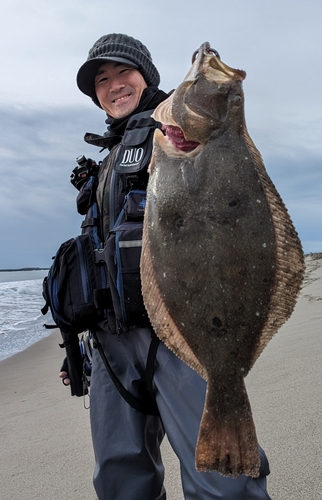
113, 94, 131, 103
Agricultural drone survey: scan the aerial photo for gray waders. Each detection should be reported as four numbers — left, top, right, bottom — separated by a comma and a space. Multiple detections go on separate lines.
90, 326, 272, 500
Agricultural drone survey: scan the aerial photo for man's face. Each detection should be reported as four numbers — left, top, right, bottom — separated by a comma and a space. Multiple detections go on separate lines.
95, 61, 148, 119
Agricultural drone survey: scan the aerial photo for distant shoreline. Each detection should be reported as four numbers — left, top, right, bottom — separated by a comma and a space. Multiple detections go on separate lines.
0, 268, 49, 272
0, 252, 321, 273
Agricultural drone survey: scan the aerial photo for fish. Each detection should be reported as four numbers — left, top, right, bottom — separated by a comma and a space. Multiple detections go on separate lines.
141, 42, 305, 477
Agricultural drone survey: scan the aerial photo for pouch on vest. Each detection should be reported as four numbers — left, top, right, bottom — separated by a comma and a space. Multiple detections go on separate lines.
104, 190, 150, 331
114, 110, 157, 174
42, 233, 112, 335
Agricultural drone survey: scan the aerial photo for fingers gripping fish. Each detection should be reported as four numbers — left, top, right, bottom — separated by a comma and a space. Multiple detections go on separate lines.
141, 42, 305, 478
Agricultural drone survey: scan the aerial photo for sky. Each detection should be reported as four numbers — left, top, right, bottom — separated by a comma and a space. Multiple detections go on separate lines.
0, 0, 321, 268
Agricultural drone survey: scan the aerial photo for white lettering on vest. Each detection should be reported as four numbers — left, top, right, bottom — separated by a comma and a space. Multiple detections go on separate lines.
120, 147, 144, 167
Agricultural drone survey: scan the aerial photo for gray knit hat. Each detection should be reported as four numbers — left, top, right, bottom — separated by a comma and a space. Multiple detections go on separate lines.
77, 33, 160, 105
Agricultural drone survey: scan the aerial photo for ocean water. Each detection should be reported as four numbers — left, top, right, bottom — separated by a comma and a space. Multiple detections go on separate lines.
0, 270, 53, 362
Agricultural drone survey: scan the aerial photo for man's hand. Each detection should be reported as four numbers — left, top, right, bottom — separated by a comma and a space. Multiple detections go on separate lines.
59, 358, 70, 386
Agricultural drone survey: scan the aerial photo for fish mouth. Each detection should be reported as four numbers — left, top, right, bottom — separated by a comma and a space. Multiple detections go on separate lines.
152, 93, 203, 157
161, 125, 200, 152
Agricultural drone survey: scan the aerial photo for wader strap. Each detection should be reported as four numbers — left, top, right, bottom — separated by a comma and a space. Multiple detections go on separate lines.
146, 336, 160, 410
93, 332, 160, 416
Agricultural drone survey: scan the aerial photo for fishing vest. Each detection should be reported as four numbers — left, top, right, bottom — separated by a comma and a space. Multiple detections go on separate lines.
74, 109, 160, 333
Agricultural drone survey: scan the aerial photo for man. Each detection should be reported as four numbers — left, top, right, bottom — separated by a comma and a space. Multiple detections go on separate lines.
61, 33, 272, 500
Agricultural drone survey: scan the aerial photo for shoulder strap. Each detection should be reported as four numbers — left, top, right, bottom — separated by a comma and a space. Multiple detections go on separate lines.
93, 332, 160, 416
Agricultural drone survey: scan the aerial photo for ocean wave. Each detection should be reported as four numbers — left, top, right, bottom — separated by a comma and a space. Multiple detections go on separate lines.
0, 274, 51, 361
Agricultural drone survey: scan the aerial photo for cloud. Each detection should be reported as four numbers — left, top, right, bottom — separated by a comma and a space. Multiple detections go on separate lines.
0, 104, 106, 267
0, 0, 321, 266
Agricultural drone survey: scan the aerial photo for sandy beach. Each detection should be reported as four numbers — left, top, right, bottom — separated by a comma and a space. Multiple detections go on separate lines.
1, 254, 321, 500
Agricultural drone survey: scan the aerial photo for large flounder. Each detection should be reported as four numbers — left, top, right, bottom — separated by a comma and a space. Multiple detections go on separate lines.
141, 43, 304, 477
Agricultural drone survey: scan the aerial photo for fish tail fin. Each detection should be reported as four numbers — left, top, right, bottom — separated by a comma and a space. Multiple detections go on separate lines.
195, 379, 260, 478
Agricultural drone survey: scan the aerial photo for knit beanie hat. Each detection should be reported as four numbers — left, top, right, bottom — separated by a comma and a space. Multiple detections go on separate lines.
77, 33, 160, 106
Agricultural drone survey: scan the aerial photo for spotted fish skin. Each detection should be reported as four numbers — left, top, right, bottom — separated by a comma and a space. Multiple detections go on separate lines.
141, 43, 304, 477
